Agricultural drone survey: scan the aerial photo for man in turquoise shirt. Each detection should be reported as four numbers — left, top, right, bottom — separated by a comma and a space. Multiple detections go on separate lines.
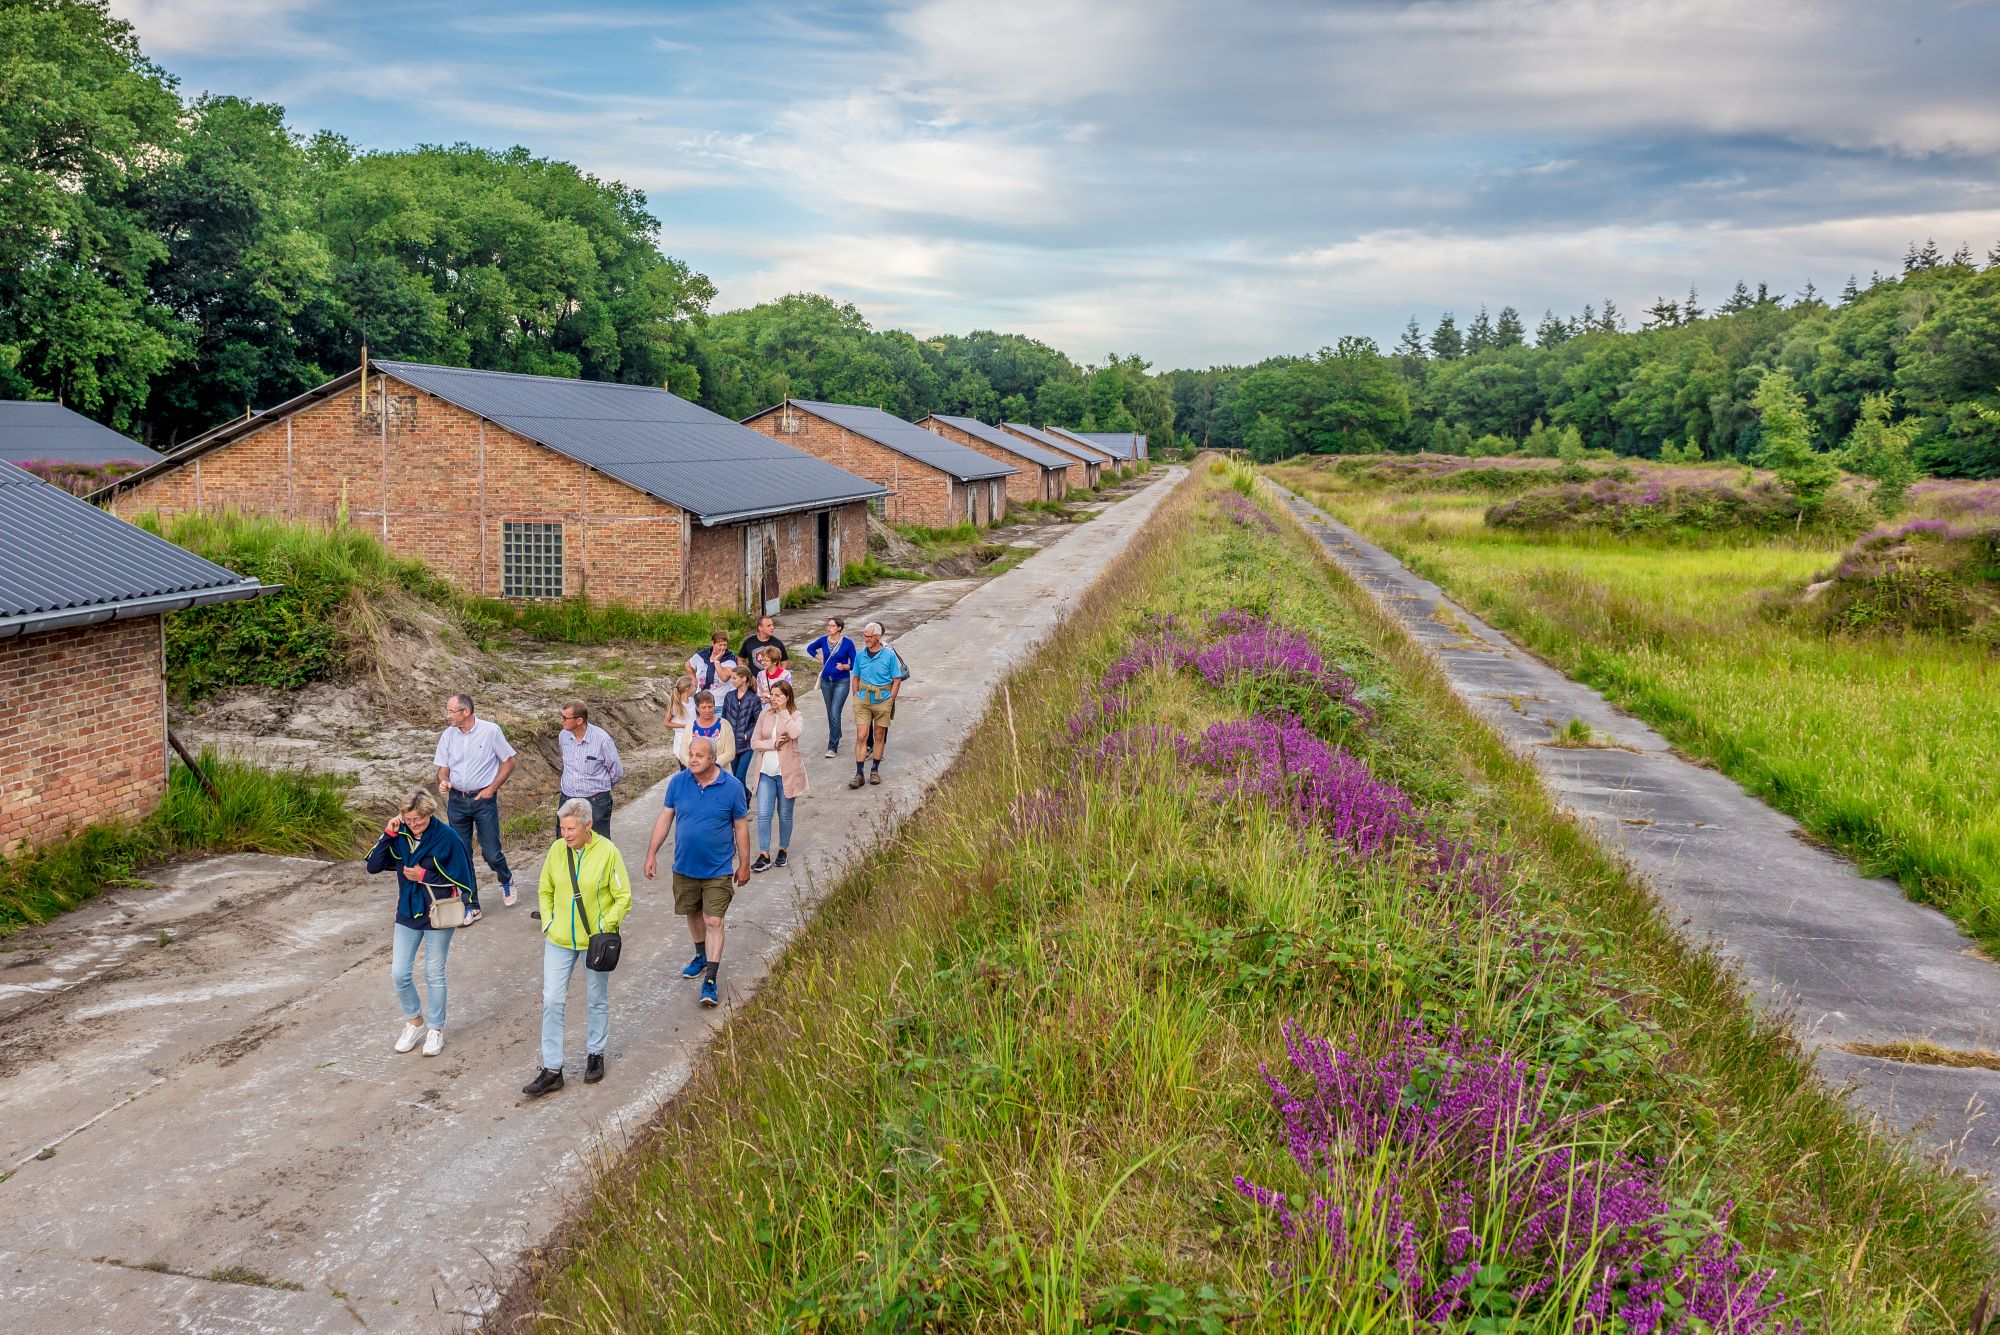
849, 621, 904, 790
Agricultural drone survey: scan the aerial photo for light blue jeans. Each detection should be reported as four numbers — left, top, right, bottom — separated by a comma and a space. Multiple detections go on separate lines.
819, 674, 851, 753
541, 939, 610, 1071
756, 771, 796, 852
391, 922, 454, 1029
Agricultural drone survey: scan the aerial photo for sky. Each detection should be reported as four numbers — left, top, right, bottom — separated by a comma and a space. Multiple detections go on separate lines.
109, 0, 2000, 370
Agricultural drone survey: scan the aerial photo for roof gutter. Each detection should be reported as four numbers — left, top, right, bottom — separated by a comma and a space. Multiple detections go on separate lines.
0, 580, 275, 640
699, 493, 888, 527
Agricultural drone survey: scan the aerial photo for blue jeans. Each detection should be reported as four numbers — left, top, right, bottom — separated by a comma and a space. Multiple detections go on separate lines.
392, 922, 454, 1029
541, 939, 610, 1071
729, 749, 756, 794
558, 791, 613, 835
447, 791, 511, 905
819, 674, 851, 753
756, 772, 795, 852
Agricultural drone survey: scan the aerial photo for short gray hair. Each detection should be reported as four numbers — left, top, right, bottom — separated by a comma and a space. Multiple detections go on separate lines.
449, 692, 475, 713
862, 621, 884, 636
557, 798, 595, 827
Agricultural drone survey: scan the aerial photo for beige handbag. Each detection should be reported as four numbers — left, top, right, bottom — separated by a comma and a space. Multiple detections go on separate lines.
424, 876, 467, 930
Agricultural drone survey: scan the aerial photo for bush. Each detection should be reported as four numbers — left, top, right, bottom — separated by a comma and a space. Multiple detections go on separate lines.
1487, 477, 1873, 537
461, 596, 727, 647
1801, 519, 2000, 641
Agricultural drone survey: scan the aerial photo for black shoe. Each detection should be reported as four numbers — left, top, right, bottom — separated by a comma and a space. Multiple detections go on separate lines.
751, 852, 772, 873
775, 849, 789, 868
584, 1053, 604, 1084
522, 1067, 564, 1097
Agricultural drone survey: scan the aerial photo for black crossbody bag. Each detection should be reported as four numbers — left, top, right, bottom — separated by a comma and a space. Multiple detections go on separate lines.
566, 848, 622, 972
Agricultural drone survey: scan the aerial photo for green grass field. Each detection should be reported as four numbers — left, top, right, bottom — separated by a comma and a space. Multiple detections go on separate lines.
1269, 461, 2000, 951
513, 464, 1990, 1333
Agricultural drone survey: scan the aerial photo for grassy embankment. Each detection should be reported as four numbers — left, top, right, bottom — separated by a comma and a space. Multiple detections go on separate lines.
0, 747, 362, 938
1268, 458, 2000, 950
512, 463, 1990, 1332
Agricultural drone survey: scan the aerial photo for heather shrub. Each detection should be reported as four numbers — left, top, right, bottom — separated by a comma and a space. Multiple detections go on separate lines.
1800, 519, 2000, 642
1486, 478, 1872, 537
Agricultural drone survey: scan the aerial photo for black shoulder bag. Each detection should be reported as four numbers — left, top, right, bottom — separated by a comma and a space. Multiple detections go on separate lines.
567, 848, 622, 972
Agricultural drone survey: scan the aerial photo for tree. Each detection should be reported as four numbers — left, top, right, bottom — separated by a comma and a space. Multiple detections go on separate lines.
1750, 368, 1839, 510
1429, 313, 1463, 360
1493, 306, 1525, 349
1905, 237, 1943, 272
1718, 281, 1754, 315
1243, 413, 1294, 463
0, 0, 183, 428
1534, 310, 1571, 348
1839, 392, 1920, 514
1645, 297, 1682, 330
1682, 285, 1703, 322
1464, 306, 1494, 354
1840, 275, 1860, 304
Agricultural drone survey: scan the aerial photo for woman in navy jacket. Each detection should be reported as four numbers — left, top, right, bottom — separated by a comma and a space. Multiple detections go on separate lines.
805, 616, 857, 759
366, 789, 476, 1057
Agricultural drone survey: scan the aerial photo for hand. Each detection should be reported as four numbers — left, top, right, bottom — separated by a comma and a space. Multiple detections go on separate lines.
476, 786, 497, 800
734, 863, 751, 887
642, 854, 657, 880
401, 864, 425, 882
385, 815, 403, 836
437, 780, 451, 798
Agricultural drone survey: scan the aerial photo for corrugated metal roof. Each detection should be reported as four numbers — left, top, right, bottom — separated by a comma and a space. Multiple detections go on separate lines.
0, 401, 164, 466
372, 362, 886, 524
779, 401, 1015, 482
1052, 427, 1139, 462
0, 462, 261, 629
1003, 422, 1107, 465
926, 415, 1072, 471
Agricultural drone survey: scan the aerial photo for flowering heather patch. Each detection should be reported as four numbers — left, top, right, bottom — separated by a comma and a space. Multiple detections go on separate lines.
1063, 692, 1129, 742
1857, 517, 1961, 546
1007, 787, 1075, 839
1189, 614, 1373, 724
1201, 714, 1416, 863
16, 457, 149, 496
1215, 489, 1282, 533
1237, 1021, 1797, 1332
1487, 478, 1870, 537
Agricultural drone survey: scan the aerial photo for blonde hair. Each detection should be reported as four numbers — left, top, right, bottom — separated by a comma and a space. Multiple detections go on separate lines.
402, 789, 437, 819
673, 673, 695, 699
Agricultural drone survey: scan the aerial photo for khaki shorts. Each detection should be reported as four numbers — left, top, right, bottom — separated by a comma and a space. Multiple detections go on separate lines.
855, 692, 895, 730
673, 871, 734, 918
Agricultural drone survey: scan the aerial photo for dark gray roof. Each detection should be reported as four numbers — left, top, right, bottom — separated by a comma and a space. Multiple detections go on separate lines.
1055, 428, 1140, 462
0, 463, 265, 638
778, 401, 1015, 482
1003, 422, 1106, 464
0, 401, 164, 466
375, 363, 887, 524
926, 415, 1072, 471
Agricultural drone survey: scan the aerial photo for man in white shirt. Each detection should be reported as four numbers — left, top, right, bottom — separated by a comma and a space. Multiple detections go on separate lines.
434, 692, 518, 921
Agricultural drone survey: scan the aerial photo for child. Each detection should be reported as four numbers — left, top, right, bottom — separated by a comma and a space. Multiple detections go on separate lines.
756, 646, 794, 705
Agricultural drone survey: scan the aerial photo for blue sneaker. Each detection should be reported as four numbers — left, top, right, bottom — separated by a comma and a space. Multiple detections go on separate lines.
681, 952, 707, 979
699, 978, 719, 1008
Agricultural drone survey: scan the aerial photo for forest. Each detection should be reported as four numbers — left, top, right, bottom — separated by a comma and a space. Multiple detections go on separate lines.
1, 1, 1174, 451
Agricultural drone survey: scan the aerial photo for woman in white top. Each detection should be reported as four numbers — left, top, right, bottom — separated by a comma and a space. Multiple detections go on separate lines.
664, 674, 697, 768
749, 679, 808, 872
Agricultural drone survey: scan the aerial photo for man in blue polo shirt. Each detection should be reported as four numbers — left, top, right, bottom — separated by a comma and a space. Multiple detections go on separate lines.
642, 735, 750, 1008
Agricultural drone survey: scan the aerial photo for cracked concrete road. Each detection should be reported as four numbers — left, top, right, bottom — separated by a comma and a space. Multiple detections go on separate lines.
1268, 480, 2000, 1189
0, 468, 1187, 1334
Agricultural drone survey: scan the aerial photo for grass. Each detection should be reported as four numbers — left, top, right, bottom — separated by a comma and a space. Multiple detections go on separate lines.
1271, 461, 2000, 951
0, 748, 362, 937
512, 466, 1991, 1333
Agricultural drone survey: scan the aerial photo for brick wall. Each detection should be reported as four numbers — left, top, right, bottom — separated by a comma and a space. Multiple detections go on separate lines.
684, 501, 866, 613
922, 418, 1062, 505
744, 408, 969, 528
0, 618, 165, 856
1005, 427, 1099, 488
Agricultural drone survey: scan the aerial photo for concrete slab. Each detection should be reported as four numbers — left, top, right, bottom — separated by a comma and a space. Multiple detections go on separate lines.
0, 468, 1189, 1333
1268, 482, 2000, 1186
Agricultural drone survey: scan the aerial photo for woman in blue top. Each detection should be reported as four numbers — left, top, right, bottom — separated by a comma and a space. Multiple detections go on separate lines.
365, 789, 476, 1058
805, 616, 857, 759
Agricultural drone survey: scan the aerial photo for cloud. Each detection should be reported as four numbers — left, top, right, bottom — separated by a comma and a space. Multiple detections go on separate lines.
109, 0, 331, 57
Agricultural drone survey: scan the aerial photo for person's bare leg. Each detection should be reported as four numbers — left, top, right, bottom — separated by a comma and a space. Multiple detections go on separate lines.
705, 915, 726, 961
871, 726, 889, 763
686, 911, 706, 947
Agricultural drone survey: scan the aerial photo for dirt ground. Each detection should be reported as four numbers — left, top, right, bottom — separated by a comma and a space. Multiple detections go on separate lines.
174, 472, 1156, 825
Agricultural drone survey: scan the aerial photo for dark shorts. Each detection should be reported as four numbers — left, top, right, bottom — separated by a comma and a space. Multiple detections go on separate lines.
673, 871, 734, 918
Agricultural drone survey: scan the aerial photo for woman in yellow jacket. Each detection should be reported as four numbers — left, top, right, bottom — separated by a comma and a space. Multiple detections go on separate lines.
523, 798, 631, 1096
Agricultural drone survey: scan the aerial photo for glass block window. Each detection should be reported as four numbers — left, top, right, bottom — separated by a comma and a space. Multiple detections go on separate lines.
868, 495, 886, 518
502, 521, 564, 599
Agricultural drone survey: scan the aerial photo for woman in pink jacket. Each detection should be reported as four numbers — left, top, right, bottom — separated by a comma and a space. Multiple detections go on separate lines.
749, 679, 808, 872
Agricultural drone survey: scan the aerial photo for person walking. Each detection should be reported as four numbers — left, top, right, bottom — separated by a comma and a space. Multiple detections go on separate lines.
749, 680, 808, 873
366, 790, 475, 1058
674, 691, 737, 770
719, 661, 763, 793
664, 674, 697, 767
739, 614, 785, 670
805, 617, 856, 759
557, 701, 623, 833
522, 799, 632, 1097
642, 736, 750, 1009
849, 623, 904, 789
755, 645, 794, 705
434, 692, 517, 920
686, 629, 738, 697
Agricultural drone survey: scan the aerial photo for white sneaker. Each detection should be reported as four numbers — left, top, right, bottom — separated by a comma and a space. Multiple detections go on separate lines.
394, 1019, 424, 1053
421, 1028, 444, 1057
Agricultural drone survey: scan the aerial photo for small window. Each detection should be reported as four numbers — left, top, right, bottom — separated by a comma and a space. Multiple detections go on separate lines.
502, 521, 564, 598
868, 496, 886, 518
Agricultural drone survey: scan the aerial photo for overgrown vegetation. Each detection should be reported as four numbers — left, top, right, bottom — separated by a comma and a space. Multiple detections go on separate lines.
513, 467, 1990, 1332
0, 748, 361, 937
1274, 459, 2000, 951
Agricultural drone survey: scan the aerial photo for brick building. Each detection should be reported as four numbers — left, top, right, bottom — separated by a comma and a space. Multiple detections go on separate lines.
1002, 423, 1107, 488
742, 400, 1015, 528
0, 463, 266, 856
98, 361, 885, 616
920, 415, 1072, 504
1052, 427, 1146, 466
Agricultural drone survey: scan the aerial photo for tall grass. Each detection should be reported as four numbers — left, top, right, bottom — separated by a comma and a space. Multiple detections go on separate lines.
0, 749, 362, 936
510, 469, 1990, 1332
1273, 464, 2000, 949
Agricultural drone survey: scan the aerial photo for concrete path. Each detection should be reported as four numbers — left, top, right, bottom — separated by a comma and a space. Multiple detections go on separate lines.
1268, 482, 2000, 1185
0, 468, 1187, 1334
